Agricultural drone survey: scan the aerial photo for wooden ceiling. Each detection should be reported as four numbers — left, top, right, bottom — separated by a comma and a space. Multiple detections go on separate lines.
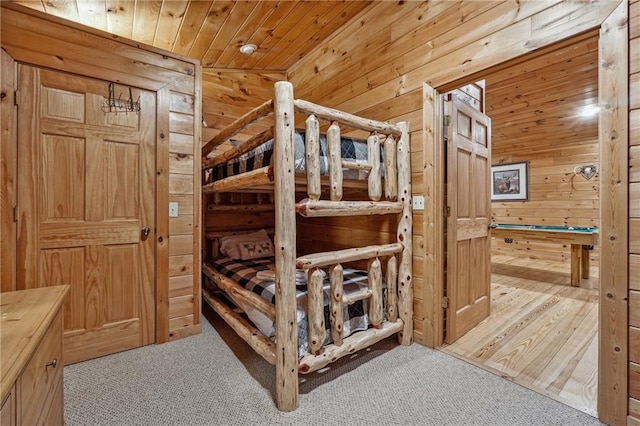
10, 0, 373, 70
487, 31, 600, 229
8, 1, 600, 157
485, 30, 599, 156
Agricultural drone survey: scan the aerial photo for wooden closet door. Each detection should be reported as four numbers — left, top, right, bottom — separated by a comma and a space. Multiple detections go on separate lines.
445, 96, 492, 344
17, 65, 156, 364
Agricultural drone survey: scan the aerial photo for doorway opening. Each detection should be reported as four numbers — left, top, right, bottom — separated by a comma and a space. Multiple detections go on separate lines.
438, 31, 600, 417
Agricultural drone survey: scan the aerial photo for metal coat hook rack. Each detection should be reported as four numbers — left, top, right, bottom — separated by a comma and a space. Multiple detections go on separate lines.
102, 82, 141, 114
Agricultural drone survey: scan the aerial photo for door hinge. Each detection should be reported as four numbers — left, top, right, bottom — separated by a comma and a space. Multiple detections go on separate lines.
14, 90, 18, 106
442, 296, 449, 309
13, 206, 18, 222
443, 115, 451, 127
444, 205, 451, 217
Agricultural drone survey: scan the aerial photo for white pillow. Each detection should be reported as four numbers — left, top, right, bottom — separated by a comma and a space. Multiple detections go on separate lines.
219, 229, 274, 260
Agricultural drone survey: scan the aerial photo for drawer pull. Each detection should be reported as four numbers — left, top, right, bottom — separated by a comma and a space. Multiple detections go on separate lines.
46, 358, 58, 369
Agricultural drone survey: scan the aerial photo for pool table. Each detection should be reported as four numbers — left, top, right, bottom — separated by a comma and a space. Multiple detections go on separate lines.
490, 223, 599, 286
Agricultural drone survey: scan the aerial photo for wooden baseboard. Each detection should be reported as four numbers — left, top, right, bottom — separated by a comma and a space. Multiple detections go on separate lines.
168, 324, 201, 341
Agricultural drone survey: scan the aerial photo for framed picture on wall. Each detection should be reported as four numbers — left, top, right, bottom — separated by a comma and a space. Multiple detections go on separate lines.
491, 161, 529, 201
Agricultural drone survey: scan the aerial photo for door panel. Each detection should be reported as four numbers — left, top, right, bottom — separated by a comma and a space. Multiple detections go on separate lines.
445, 96, 492, 344
40, 248, 85, 331
106, 142, 140, 217
17, 65, 156, 364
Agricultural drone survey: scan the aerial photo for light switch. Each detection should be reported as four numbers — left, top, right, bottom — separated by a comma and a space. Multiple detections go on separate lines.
412, 195, 425, 211
169, 202, 179, 217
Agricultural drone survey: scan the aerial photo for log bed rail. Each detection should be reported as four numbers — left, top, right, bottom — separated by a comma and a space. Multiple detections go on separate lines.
201, 81, 412, 411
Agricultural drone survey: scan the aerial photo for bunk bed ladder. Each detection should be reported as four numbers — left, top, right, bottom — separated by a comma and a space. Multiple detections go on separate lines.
301, 248, 402, 355
294, 108, 412, 376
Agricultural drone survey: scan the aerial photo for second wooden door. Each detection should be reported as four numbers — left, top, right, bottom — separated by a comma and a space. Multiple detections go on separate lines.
445, 95, 492, 344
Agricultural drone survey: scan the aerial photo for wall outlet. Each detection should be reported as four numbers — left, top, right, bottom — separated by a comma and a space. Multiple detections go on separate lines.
412, 195, 425, 211
169, 202, 179, 217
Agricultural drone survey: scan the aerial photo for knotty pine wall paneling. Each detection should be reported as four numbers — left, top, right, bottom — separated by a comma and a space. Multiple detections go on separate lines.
200, 69, 284, 259
0, 3, 202, 343
201, 68, 285, 149
629, 0, 640, 422
203, 193, 276, 262
296, 214, 398, 271
487, 32, 600, 268
167, 84, 202, 341
287, 1, 625, 422
287, 0, 618, 348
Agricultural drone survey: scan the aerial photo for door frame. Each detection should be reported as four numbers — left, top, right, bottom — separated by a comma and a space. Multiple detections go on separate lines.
1, 49, 17, 292
1, 54, 171, 344
1, 2, 203, 345
421, 3, 628, 424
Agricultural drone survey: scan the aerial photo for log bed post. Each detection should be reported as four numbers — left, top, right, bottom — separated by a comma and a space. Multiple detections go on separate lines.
329, 263, 344, 346
396, 121, 413, 345
305, 115, 321, 200
384, 135, 398, 201
367, 133, 382, 201
386, 255, 398, 322
308, 268, 326, 354
327, 121, 343, 201
273, 81, 298, 411
368, 257, 383, 328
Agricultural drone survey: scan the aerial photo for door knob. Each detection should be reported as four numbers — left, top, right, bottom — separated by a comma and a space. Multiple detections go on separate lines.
141, 226, 151, 240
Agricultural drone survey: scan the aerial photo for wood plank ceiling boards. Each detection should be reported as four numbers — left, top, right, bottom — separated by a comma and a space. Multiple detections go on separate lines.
10, 0, 373, 146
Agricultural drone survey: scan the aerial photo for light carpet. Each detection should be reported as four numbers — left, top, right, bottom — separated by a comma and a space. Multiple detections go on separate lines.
64, 313, 602, 426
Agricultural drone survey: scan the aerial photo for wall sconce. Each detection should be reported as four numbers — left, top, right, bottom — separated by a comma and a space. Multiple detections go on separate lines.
573, 164, 598, 180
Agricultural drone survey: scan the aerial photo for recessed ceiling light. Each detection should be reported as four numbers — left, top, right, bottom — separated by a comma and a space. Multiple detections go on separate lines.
239, 44, 257, 55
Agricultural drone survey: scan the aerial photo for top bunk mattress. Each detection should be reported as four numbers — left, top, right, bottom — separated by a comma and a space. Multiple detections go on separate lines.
205, 131, 381, 183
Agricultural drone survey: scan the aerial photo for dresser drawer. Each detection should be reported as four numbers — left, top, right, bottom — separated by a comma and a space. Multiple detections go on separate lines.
38, 374, 64, 426
19, 310, 63, 425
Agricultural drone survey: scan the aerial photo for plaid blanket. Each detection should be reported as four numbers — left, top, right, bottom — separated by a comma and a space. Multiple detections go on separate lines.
207, 131, 379, 182
205, 257, 376, 357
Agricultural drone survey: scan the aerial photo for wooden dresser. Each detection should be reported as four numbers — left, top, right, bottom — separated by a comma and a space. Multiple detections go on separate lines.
1, 285, 69, 425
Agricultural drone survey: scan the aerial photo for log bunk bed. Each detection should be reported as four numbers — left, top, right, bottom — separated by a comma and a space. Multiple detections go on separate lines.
201, 81, 412, 411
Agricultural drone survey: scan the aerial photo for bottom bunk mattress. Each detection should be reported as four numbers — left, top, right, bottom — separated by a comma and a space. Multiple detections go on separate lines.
204, 256, 379, 357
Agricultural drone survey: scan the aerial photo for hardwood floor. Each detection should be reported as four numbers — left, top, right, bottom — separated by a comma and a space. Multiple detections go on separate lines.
441, 254, 599, 417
